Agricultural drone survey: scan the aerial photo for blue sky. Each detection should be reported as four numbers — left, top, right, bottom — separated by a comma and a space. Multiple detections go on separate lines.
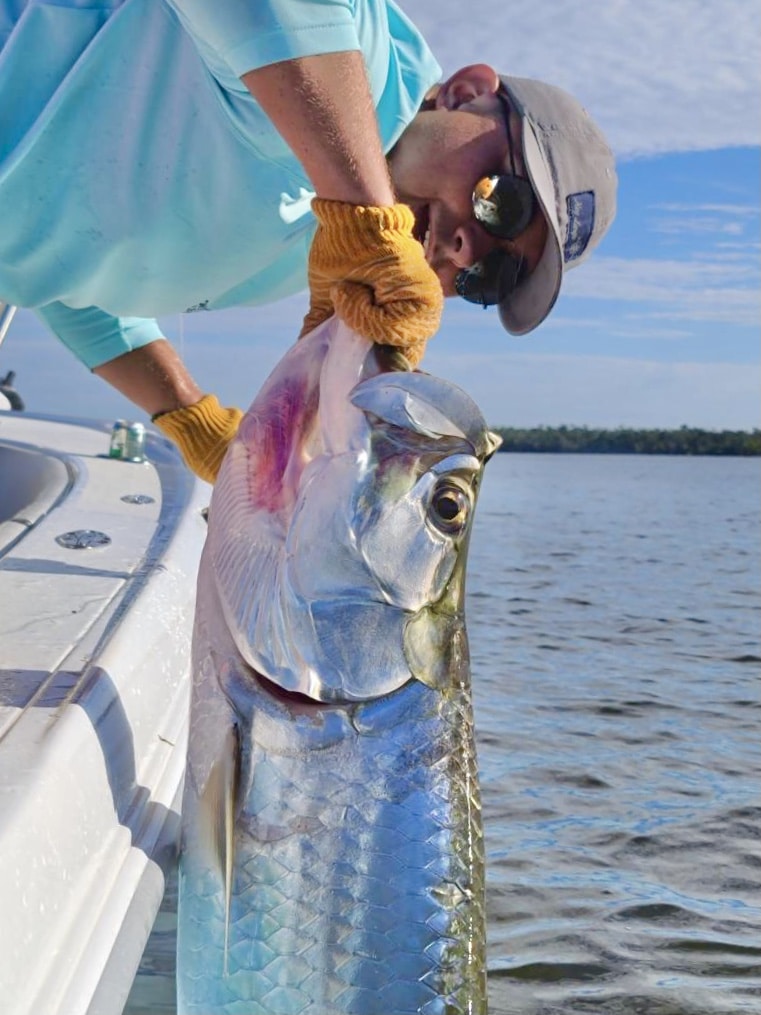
1, 0, 759, 429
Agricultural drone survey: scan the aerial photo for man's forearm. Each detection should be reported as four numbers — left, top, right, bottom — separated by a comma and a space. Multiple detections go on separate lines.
93, 340, 203, 416
241, 51, 395, 207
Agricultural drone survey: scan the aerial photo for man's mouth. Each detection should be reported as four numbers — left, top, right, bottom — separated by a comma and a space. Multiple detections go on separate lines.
412, 204, 431, 255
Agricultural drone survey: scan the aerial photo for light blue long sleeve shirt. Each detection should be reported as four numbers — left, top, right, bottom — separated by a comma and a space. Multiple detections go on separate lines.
0, 0, 440, 367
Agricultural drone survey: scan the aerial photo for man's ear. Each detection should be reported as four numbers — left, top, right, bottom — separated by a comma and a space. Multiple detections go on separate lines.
435, 64, 500, 111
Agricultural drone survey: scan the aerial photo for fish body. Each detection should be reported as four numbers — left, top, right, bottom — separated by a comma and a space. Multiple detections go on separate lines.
177, 320, 499, 1014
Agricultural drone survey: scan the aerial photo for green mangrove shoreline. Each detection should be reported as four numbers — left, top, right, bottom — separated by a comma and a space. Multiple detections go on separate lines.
491, 426, 761, 456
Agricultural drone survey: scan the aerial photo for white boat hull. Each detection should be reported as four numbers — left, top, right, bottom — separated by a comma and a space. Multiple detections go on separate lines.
0, 410, 209, 1015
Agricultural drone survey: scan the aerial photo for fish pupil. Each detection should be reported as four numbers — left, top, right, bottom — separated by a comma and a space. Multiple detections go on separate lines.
437, 494, 461, 520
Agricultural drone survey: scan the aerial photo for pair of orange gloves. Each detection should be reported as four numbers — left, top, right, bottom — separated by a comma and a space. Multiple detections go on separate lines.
155, 200, 442, 483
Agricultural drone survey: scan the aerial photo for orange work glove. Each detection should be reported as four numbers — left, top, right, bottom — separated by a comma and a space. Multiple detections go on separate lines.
300, 201, 443, 367
153, 394, 243, 484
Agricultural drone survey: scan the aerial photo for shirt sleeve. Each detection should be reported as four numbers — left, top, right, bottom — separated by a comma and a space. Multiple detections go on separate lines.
35, 303, 164, 370
166, 0, 361, 79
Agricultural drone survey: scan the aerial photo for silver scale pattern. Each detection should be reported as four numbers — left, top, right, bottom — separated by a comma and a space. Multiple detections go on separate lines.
178, 672, 487, 1014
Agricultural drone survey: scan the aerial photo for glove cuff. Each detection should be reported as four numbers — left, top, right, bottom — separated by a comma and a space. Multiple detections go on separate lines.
153, 394, 243, 484
310, 200, 416, 255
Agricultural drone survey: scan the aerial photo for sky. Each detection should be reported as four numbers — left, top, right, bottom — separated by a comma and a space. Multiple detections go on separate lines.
1, 0, 759, 430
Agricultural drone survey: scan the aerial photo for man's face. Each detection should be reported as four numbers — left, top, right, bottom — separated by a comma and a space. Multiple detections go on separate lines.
388, 85, 548, 298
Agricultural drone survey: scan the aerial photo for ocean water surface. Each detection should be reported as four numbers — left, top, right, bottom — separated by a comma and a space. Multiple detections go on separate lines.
126, 453, 761, 1014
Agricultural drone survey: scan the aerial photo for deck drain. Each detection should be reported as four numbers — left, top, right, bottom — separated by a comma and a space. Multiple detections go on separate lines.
121, 494, 155, 505
55, 529, 112, 549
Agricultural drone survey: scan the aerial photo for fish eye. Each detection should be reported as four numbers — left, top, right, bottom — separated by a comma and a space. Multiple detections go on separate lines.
429, 481, 471, 534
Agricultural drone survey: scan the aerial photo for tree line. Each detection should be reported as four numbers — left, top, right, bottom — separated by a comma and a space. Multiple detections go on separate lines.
492, 425, 761, 456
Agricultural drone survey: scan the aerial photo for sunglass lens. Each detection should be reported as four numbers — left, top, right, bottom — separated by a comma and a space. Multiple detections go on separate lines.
455, 250, 524, 307
473, 175, 537, 240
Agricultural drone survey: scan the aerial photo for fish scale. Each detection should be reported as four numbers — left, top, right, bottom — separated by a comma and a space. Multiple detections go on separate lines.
178, 675, 486, 1014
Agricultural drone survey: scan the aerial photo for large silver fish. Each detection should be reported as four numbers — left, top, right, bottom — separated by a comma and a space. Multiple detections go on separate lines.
177, 319, 500, 1014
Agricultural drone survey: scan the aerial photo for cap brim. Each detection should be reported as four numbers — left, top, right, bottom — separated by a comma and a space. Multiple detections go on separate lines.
497, 93, 563, 335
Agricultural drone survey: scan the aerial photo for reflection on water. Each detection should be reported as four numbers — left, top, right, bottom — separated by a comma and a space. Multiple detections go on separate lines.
126, 454, 761, 1014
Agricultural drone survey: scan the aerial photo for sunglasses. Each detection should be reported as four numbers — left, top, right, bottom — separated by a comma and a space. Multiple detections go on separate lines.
455, 89, 536, 308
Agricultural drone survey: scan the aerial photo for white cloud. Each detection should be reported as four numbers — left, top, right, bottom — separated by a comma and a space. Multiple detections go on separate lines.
655, 203, 759, 217
714, 241, 761, 255
649, 202, 758, 238
404, 0, 761, 157
424, 349, 761, 429
542, 314, 693, 342
652, 219, 744, 238
561, 255, 761, 327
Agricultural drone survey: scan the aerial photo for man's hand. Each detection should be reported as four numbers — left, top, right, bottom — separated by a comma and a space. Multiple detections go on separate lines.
242, 53, 442, 365
153, 395, 243, 484
301, 201, 442, 366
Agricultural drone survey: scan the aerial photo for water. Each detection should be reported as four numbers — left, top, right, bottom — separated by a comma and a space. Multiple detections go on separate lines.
125, 453, 761, 1014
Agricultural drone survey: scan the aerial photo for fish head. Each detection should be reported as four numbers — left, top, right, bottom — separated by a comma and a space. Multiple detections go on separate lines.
207, 318, 500, 703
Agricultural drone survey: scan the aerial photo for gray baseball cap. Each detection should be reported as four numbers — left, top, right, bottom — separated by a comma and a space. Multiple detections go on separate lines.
497, 75, 617, 335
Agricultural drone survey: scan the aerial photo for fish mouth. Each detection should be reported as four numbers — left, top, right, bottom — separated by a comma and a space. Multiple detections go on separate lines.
252, 667, 333, 711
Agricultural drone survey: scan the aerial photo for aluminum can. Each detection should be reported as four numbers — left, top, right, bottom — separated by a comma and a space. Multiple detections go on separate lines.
109, 420, 129, 459
125, 422, 146, 461
109, 420, 146, 462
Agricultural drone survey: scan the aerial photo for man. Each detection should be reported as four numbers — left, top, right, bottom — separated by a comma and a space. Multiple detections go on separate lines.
0, 0, 616, 482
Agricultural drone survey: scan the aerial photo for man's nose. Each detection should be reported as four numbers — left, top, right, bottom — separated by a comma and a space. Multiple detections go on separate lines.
443, 220, 488, 269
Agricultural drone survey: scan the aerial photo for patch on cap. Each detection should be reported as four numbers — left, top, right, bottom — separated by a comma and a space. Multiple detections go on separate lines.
564, 191, 596, 262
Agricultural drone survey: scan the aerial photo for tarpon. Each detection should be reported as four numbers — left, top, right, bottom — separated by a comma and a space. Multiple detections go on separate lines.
177, 318, 500, 1014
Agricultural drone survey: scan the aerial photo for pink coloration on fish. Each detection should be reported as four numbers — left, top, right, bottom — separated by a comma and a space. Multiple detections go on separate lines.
238, 372, 319, 515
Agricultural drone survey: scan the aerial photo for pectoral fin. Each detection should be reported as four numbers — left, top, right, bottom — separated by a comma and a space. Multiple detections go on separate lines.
198, 723, 241, 973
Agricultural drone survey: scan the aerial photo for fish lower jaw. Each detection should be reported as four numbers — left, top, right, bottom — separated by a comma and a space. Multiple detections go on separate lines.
250, 668, 334, 711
